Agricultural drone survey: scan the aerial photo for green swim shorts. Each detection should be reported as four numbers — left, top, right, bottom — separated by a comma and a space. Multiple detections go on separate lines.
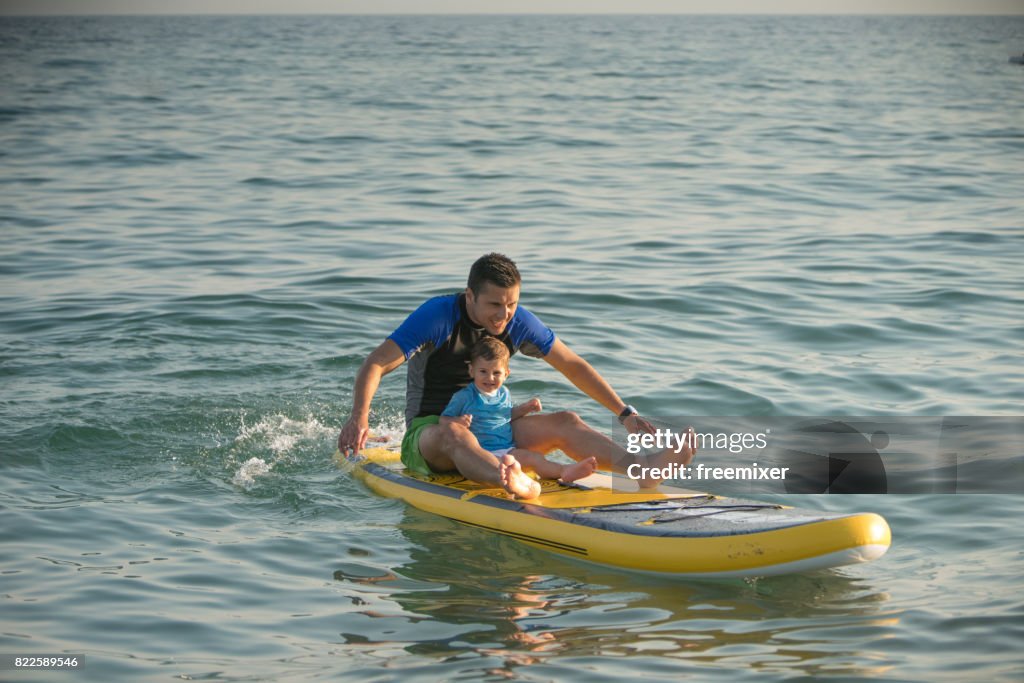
401, 415, 441, 475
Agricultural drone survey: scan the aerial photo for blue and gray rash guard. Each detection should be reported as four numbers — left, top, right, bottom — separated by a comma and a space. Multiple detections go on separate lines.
387, 293, 555, 426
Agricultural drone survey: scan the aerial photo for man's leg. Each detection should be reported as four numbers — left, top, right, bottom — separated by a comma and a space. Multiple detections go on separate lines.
417, 422, 541, 498
512, 411, 695, 476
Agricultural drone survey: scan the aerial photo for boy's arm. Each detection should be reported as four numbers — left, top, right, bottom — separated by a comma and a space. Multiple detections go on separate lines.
440, 414, 472, 428
511, 397, 542, 421
338, 339, 406, 454
440, 390, 472, 428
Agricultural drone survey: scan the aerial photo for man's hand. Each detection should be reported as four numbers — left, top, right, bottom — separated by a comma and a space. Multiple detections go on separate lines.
622, 413, 657, 435
338, 414, 370, 457
338, 339, 407, 458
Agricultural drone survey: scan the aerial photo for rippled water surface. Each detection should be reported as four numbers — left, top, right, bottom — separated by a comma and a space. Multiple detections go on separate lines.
2, 14, 1023, 682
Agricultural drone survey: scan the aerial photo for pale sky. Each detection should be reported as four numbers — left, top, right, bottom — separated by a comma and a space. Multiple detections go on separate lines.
2, 0, 1023, 14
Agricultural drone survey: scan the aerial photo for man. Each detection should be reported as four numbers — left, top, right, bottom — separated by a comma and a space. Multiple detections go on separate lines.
337, 253, 695, 498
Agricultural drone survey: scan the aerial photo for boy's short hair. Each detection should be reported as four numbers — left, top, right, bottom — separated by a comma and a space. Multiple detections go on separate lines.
467, 253, 521, 296
469, 336, 510, 367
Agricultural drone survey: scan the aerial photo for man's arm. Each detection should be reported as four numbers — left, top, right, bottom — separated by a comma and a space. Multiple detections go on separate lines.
542, 339, 625, 414
337, 339, 406, 454
542, 338, 654, 434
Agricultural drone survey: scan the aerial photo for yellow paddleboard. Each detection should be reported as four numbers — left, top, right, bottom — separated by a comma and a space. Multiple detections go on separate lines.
343, 447, 891, 579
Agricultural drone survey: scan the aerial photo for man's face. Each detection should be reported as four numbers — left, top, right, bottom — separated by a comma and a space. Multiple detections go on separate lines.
465, 282, 519, 336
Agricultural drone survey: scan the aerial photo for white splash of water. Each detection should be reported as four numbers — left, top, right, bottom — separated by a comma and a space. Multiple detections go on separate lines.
228, 411, 406, 489
228, 413, 337, 489
232, 457, 272, 490
234, 414, 337, 456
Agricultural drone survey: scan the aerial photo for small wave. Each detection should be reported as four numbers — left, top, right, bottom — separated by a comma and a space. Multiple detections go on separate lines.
0, 106, 33, 122
66, 149, 203, 167
240, 176, 343, 189
285, 134, 381, 146
42, 58, 104, 69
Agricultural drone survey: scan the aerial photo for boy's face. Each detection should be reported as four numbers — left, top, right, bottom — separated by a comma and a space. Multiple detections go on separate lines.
468, 357, 509, 394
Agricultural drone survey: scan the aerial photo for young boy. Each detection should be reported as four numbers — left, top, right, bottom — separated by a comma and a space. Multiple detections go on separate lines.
441, 336, 597, 495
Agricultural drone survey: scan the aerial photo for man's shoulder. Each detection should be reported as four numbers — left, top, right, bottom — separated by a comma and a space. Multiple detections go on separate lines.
389, 293, 463, 359
509, 302, 548, 330
507, 304, 556, 356
414, 292, 461, 315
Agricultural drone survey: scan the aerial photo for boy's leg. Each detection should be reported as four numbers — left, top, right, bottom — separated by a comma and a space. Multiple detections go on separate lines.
417, 422, 541, 498
508, 448, 561, 479
558, 456, 598, 483
510, 448, 597, 483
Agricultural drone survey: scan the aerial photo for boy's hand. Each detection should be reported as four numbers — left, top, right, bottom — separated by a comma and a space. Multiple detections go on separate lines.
523, 397, 542, 414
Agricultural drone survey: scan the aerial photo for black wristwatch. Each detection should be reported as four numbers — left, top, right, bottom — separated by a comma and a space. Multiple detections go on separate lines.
618, 405, 638, 424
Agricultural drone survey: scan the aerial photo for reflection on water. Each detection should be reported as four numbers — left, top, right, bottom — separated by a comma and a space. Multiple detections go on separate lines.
331, 508, 895, 678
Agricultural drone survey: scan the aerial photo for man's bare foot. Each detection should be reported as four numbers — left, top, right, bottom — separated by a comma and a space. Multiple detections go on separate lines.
499, 454, 542, 499
638, 426, 698, 489
558, 456, 597, 483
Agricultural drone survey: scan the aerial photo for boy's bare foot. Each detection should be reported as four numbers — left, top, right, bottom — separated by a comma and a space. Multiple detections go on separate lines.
499, 454, 542, 500
638, 426, 698, 489
558, 456, 597, 483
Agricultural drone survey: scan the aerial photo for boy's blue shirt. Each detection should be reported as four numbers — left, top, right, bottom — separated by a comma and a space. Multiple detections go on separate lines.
441, 383, 515, 452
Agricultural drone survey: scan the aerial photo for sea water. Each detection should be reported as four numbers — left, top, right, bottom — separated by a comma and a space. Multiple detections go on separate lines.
2, 14, 1023, 681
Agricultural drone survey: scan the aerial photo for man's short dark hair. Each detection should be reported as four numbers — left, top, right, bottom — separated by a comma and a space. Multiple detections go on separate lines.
467, 253, 521, 296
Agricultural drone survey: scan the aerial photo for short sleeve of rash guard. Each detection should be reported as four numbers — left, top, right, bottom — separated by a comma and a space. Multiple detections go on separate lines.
509, 306, 556, 358
387, 295, 459, 360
